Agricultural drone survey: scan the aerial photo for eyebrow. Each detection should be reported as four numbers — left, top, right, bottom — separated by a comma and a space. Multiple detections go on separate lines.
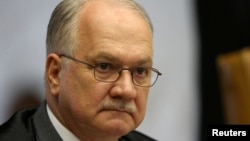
92, 52, 152, 66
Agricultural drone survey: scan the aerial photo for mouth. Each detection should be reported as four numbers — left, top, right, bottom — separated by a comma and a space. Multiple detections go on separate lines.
101, 108, 133, 116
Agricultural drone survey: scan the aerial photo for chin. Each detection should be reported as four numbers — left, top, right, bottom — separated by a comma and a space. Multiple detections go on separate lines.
95, 111, 140, 136
102, 119, 135, 136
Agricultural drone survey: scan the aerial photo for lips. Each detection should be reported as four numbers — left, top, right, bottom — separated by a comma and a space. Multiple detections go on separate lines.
102, 107, 133, 115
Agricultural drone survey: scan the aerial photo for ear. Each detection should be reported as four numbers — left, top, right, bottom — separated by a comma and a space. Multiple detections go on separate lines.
46, 53, 62, 96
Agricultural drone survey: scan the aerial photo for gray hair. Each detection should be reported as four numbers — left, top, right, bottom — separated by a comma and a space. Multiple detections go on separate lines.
46, 0, 153, 56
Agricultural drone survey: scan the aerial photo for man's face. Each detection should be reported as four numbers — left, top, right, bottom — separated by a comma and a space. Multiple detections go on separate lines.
57, 0, 153, 138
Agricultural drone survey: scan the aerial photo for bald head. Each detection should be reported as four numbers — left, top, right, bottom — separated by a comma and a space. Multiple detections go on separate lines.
76, 0, 152, 52
46, 0, 153, 56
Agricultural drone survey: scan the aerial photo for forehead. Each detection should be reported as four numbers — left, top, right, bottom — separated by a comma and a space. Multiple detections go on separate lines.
74, 0, 153, 64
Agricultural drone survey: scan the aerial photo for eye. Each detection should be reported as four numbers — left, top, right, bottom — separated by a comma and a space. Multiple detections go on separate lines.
95, 63, 114, 72
134, 67, 148, 76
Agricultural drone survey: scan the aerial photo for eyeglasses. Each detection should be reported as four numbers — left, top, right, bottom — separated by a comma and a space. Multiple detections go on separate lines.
58, 54, 162, 87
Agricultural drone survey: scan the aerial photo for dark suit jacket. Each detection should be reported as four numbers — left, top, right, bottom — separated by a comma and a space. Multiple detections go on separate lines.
0, 102, 156, 141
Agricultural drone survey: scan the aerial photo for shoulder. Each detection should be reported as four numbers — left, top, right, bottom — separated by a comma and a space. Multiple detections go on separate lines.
0, 107, 38, 140
120, 130, 157, 141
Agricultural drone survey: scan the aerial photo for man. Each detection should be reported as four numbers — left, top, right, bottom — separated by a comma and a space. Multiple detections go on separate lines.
0, 0, 162, 140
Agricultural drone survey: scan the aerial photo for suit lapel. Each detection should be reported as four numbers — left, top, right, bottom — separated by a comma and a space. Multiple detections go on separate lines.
32, 101, 62, 141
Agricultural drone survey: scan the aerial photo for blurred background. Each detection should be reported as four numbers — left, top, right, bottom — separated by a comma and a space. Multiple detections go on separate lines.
1, 0, 250, 141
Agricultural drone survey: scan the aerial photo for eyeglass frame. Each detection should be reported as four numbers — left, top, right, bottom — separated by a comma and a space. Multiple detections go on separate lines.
57, 54, 162, 87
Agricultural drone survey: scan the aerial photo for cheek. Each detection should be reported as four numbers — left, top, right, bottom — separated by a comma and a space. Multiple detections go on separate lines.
134, 88, 149, 123
59, 68, 110, 114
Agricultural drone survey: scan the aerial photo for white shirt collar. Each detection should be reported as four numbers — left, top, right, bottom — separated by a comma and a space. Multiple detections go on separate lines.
46, 104, 80, 141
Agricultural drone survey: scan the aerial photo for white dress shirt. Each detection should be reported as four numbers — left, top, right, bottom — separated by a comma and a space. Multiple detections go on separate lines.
47, 104, 80, 141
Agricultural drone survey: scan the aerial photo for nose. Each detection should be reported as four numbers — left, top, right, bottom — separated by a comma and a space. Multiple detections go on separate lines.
109, 70, 137, 100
